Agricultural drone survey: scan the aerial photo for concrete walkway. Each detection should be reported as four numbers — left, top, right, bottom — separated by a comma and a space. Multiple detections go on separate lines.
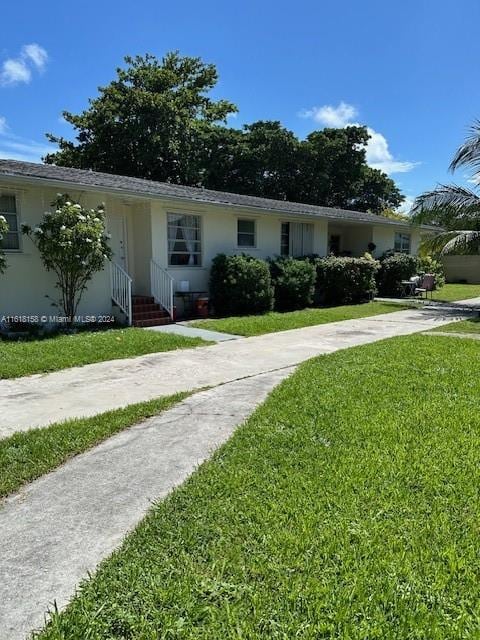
1, 303, 477, 437
145, 322, 240, 342
0, 369, 292, 640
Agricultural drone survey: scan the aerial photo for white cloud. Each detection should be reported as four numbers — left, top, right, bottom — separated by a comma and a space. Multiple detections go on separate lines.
0, 116, 7, 135
22, 44, 48, 71
299, 101, 418, 175
299, 102, 359, 128
0, 43, 48, 86
1, 59, 31, 85
364, 128, 418, 174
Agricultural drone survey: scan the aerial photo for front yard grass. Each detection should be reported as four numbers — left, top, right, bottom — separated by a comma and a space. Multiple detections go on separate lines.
431, 283, 480, 302
432, 316, 480, 334
190, 301, 411, 336
36, 334, 480, 639
0, 328, 208, 379
0, 392, 189, 498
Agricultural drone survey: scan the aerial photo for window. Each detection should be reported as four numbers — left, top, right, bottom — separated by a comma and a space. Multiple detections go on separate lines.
237, 219, 256, 247
280, 222, 313, 256
0, 194, 20, 250
167, 213, 202, 266
280, 222, 290, 256
394, 232, 411, 254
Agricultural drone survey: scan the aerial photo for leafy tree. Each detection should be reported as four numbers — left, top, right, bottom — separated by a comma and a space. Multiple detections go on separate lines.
352, 166, 404, 214
44, 52, 403, 213
0, 215, 8, 273
411, 120, 480, 254
45, 52, 237, 184
377, 207, 410, 221
202, 121, 300, 200
22, 195, 112, 325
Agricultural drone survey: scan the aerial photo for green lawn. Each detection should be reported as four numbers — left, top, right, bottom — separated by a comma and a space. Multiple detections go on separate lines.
433, 316, 480, 334
0, 328, 208, 379
36, 334, 480, 639
191, 301, 411, 337
0, 393, 189, 498
431, 283, 480, 302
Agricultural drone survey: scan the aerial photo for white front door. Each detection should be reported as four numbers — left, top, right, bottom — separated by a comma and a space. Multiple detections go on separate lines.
108, 213, 128, 271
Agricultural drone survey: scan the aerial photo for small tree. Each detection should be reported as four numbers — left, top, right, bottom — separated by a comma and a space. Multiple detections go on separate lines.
0, 215, 8, 273
22, 195, 112, 325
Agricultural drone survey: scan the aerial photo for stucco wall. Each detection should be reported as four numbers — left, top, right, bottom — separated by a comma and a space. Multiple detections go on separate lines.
441, 255, 480, 284
151, 200, 329, 292
0, 185, 119, 319
0, 181, 425, 318
372, 225, 421, 258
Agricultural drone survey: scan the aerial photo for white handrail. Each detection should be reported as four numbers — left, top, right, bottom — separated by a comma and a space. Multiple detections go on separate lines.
150, 259, 174, 320
110, 261, 132, 326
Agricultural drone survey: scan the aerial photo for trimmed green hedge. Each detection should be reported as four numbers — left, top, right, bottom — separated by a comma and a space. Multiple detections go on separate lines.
209, 254, 274, 317
268, 257, 316, 311
313, 256, 379, 305
376, 253, 418, 297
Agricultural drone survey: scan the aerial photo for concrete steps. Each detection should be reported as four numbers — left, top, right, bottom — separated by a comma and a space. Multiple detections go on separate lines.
132, 295, 171, 328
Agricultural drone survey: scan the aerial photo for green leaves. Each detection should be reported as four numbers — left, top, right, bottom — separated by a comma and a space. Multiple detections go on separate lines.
22, 194, 112, 323
44, 52, 402, 213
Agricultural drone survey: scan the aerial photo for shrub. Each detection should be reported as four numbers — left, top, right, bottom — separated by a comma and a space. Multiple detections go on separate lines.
313, 256, 379, 306
209, 254, 274, 317
376, 253, 418, 296
269, 257, 316, 311
417, 255, 446, 289
22, 194, 112, 325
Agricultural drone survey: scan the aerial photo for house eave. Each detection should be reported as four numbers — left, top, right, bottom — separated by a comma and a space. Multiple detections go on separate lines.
0, 170, 427, 230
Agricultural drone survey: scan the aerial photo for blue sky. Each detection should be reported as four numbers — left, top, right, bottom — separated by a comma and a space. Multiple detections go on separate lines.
1, 0, 479, 211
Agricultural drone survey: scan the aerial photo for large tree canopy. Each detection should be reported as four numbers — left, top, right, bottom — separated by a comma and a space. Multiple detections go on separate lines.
45, 52, 237, 185
45, 52, 403, 213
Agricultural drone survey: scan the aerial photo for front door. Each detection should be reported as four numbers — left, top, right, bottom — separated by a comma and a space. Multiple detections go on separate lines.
108, 213, 128, 271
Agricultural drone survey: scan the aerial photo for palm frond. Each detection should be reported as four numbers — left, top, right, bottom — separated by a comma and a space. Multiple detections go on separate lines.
420, 230, 480, 257
450, 120, 480, 177
410, 184, 480, 224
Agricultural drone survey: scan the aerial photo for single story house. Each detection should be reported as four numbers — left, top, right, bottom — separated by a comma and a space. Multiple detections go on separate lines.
0, 159, 430, 326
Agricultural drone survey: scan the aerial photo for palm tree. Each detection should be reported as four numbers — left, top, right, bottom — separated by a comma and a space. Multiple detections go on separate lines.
411, 121, 480, 255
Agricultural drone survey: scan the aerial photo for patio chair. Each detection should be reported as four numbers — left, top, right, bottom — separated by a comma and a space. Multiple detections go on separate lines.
415, 274, 435, 299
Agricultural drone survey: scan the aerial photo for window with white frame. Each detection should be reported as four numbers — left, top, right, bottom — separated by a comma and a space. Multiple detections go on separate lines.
237, 219, 256, 247
0, 194, 20, 250
394, 232, 411, 254
280, 222, 313, 256
167, 213, 202, 266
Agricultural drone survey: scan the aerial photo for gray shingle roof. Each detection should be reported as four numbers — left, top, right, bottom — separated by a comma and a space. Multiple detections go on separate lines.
0, 159, 419, 228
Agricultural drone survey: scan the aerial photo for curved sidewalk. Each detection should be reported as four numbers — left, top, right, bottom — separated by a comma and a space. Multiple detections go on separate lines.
1, 304, 476, 437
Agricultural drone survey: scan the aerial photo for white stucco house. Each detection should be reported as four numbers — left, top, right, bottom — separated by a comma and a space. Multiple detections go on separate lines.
0, 159, 429, 326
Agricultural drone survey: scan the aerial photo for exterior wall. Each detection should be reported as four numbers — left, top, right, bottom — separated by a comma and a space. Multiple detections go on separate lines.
441, 255, 480, 284
0, 180, 426, 319
372, 225, 421, 258
0, 185, 135, 320
151, 200, 328, 292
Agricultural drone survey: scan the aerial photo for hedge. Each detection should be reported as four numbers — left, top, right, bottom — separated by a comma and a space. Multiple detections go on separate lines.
209, 254, 274, 316
376, 253, 418, 297
313, 256, 379, 305
269, 257, 316, 311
